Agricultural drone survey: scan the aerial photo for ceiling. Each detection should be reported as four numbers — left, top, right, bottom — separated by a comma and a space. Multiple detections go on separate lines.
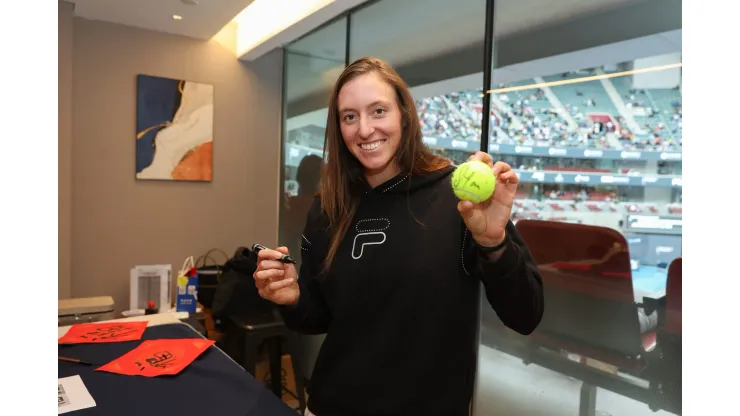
69, 0, 255, 40
289, 0, 644, 64
286, 29, 681, 127
67, 0, 646, 57
67, 0, 677, 107
66, 0, 643, 50
411, 32, 682, 100
284, 0, 652, 103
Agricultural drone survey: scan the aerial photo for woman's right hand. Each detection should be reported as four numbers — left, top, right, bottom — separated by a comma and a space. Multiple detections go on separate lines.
253, 246, 300, 306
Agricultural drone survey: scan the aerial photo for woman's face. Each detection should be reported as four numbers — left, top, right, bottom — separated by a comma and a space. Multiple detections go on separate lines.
337, 72, 403, 180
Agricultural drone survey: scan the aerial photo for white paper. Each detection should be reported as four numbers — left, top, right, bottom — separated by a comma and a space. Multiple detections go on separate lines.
58, 375, 96, 414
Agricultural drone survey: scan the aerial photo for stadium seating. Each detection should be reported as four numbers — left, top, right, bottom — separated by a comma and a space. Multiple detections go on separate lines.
481, 220, 680, 415
414, 69, 681, 152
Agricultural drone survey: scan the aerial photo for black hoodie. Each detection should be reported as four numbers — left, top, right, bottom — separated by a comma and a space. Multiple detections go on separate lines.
280, 165, 544, 416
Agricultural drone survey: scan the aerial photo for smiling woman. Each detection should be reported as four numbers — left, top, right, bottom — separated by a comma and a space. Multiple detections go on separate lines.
255, 56, 543, 416
320, 57, 454, 267
275, 0, 687, 414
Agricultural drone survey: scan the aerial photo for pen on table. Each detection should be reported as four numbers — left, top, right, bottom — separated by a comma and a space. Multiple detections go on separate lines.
251, 244, 297, 264
59, 356, 93, 366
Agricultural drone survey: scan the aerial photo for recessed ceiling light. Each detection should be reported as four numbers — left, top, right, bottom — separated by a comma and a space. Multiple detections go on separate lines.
173, 15, 183, 20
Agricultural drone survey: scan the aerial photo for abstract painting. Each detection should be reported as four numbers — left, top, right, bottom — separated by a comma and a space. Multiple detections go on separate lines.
136, 75, 214, 181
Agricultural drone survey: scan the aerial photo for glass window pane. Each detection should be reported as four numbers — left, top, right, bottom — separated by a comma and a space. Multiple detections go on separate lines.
281, 16, 348, 386
475, 1, 682, 415
349, 0, 488, 161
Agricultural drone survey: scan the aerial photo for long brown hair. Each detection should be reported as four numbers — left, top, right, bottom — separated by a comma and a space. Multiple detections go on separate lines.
319, 57, 450, 272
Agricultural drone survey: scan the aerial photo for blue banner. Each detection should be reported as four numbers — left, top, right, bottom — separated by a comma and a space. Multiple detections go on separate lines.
515, 170, 682, 188
420, 137, 682, 162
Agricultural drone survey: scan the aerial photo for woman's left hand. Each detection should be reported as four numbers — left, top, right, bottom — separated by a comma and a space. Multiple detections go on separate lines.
457, 152, 519, 247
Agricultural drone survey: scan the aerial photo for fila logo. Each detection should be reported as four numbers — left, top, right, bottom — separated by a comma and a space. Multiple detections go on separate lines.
352, 218, 390, 260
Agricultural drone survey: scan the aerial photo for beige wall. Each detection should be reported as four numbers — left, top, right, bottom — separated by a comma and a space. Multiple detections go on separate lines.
65, 15, 282, 312
59, 1, 74, 299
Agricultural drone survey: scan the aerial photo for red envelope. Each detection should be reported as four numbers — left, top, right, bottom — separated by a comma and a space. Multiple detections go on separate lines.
96, 338, 215, 377
58, 321, 148, 344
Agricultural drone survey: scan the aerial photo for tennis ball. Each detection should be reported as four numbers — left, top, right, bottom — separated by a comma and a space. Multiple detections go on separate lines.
451, 160, 496, 203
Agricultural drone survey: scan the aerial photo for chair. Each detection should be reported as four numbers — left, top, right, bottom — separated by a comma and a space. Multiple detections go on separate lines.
513, 220, 657, 415
664, 257, 682, 336
217, 310, 307, 413
648, 257, 681, 414
517, 220, 654, 359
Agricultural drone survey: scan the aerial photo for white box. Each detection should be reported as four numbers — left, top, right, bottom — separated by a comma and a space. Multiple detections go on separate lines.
130, 264, 172, 311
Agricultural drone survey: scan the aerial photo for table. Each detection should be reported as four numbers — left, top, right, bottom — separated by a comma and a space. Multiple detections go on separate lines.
58, 313, 299, 416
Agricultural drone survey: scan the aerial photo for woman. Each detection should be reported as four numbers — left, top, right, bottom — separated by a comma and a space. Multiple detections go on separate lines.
254, 57, 544, 416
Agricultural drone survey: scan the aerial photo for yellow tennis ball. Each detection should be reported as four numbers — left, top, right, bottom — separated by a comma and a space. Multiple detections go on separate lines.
451, 160, 496, 203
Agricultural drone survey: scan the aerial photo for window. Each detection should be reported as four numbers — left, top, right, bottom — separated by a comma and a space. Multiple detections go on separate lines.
280, 1, 682, 413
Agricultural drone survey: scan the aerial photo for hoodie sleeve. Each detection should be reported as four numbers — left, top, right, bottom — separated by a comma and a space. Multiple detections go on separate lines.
278, 198, 333, 335
468, 220, 544, 335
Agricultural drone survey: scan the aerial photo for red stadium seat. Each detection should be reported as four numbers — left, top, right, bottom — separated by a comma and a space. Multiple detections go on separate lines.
589, 193, 609, 201
486, 220, 665, 414
647, 257, 681, 414
514, 220, 653, 370
665, 257, 682, 335
668, 206, 682, 215
548, 203, 565, 211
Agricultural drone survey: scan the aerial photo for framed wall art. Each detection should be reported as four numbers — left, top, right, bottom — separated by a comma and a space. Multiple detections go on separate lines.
136, 74, 214, 182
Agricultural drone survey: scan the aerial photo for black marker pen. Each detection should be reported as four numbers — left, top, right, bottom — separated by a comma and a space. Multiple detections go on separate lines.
251, 244, 297, 264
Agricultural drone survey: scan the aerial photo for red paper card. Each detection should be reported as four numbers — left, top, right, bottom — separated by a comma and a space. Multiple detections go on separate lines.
96, 338, 215, 377
58, 321, 148, 344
